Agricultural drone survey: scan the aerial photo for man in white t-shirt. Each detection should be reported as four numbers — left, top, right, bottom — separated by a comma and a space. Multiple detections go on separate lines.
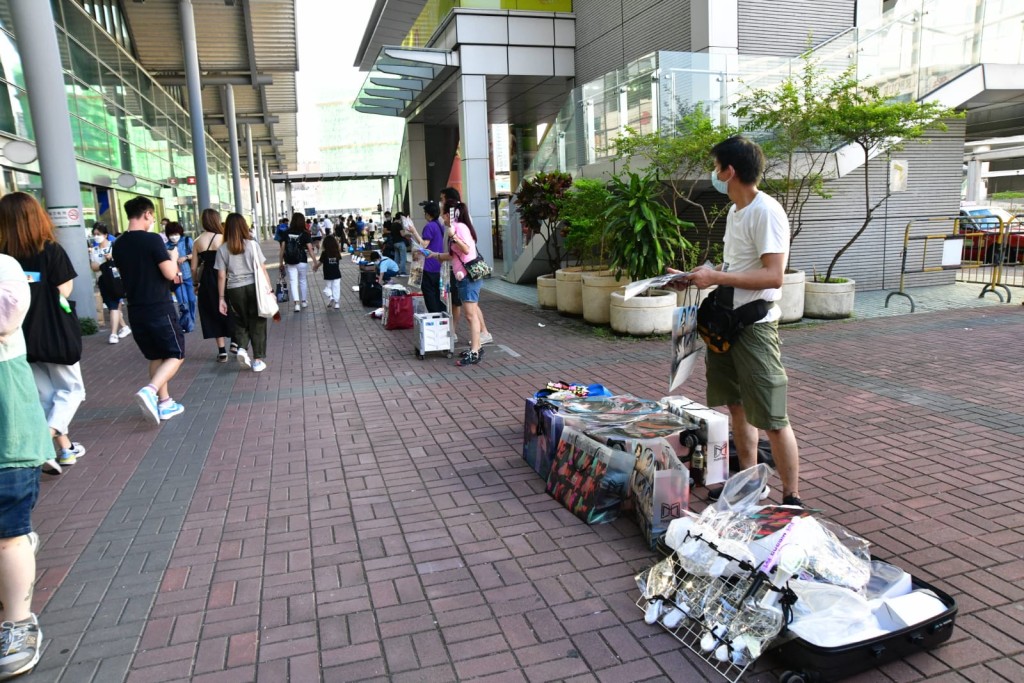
679, 135, 803, 507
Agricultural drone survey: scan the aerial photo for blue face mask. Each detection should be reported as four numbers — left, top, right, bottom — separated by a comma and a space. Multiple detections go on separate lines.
711, 170, 730, 195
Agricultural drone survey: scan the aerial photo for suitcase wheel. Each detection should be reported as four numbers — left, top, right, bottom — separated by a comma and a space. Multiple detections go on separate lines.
779, 672, 808, 683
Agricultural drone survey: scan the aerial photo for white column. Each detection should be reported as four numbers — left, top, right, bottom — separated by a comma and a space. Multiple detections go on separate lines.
179, 0, 211, 209
257, 146, 267, 235
223, 84, 243, 213
407, 123, 429, 210
856, 0, 884, 27
11, 0, 95, 318
284, 182, 293, 216
690, 0, 738, 54
245, 124, 258, 225
458, 74, 493, 264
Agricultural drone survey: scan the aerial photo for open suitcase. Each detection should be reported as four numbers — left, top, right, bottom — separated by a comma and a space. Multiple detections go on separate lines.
770, 575, 957, 683
650, 540, 958, 683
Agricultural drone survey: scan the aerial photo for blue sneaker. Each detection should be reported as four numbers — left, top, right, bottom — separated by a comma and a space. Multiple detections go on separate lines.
57, 442, 85, 467
135, 387, 159, 425
159, 400, 185, 421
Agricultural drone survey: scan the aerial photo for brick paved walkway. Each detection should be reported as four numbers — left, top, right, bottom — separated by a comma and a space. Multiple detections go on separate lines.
26, 253, 1024, 682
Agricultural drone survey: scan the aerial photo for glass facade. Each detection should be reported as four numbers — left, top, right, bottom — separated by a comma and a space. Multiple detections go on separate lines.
403, 0, 573, 48
0, 0, 237, 231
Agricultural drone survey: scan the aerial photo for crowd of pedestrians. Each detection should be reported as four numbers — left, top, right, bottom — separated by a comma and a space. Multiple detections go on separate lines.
0, 187, 497, 678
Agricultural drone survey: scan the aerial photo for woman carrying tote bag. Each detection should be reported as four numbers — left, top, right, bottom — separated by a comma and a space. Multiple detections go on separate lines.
0, 193, 87, 475
215, 214, 272, 373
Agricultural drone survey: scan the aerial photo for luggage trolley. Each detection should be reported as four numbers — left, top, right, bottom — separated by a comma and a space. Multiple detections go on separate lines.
414, 265, 455, 360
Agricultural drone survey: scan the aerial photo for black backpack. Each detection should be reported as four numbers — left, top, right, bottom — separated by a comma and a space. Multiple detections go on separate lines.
360, 280, 382, 307
284, 235, 303, 264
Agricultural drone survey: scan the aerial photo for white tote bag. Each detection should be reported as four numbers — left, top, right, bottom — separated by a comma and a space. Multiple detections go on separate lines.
252, 242, 279, 319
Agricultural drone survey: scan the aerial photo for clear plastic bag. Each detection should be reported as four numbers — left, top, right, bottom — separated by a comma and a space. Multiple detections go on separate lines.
787, 580, 886, 647
788, 517, 872, 594
711, 462, 773, 514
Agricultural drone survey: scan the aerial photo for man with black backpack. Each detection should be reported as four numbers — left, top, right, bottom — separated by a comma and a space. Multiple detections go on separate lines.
673, 135, 803, 508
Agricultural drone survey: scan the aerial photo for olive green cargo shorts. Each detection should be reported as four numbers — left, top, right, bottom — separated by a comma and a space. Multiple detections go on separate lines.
705, 321, 790, 431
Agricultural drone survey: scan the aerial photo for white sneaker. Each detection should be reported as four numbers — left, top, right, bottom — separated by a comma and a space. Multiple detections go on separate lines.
301, 300, 308, 308
333, 303, 340, 310
480, 332, 494, 345
41, 459, 62, 476
236, 349, 251, 369
294, 303, 301, 312
118, 326, 132, 338
251, 359, 267, 373
108, 334, 119, 344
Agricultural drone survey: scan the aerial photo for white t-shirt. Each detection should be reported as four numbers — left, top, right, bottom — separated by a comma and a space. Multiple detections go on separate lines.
722, 191, 789, 323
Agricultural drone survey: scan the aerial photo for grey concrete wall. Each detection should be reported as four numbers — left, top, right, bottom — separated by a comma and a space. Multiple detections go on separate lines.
574, 0, 692, 84
737, 0, 856, 56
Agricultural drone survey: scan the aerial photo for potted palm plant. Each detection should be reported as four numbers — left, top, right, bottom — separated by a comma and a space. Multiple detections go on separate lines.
604, 170, 692, 335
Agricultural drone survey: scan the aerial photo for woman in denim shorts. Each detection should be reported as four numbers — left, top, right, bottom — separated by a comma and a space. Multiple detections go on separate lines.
0, 254, 52, 678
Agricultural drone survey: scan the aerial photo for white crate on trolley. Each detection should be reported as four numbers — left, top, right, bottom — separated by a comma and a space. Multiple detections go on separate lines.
414, 312, 453, 359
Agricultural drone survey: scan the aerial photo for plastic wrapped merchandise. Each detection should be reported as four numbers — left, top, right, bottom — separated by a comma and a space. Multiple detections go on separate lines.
787, 580, 888, 647
866, 560, 913, 600
711, 462, 773, 515
788, 517, 872, 594
674, 508, 757, 577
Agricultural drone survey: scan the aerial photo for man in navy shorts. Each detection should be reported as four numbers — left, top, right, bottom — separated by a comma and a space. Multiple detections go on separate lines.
113, 197, 186, 425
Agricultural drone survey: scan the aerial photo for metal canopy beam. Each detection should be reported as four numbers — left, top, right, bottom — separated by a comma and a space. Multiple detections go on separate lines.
354, 105, 403, 117
270, 171, 396, 184
364, 88, 414, 101
371, 76, 425, 91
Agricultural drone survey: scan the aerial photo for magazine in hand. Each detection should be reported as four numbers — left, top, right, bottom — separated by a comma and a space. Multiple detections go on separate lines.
622, 272, 690, 300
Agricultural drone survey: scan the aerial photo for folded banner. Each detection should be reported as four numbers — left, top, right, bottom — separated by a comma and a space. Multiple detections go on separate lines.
546, 428, 635, 525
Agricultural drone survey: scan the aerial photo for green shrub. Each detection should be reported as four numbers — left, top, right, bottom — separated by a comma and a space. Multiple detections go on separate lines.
80, 317, 99, 335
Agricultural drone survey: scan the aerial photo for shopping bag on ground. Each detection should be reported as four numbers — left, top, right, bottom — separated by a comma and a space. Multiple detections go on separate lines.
546, 428, 634, 525
605, 436, 688, 548
385, 294, 414, 330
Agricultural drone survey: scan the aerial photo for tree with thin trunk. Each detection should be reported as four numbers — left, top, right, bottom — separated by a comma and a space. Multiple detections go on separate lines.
733, 53, 837, 270
819, 72, 957, 282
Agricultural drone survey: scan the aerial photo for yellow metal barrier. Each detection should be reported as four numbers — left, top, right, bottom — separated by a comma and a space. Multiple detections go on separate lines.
884, 215, 1010, 312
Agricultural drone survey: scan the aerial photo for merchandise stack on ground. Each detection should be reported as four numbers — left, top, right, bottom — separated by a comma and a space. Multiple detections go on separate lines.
520, 385, 958, 682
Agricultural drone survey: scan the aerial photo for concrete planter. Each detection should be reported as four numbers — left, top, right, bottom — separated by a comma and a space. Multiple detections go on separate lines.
555, 267, 585, 317
537, 274, 558, 310
779, 270, 806, 324
610, 288, 676, 336
581, 269, 629, 325
804, 278, 856, 319
675, 285, 716, 309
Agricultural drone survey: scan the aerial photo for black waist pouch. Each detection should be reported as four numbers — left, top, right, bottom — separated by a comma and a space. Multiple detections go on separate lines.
696, 286, 770, 353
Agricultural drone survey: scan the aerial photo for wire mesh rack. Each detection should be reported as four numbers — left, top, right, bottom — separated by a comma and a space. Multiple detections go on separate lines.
636, 533, 792, 683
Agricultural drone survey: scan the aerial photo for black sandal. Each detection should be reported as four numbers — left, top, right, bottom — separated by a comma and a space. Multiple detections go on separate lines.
217, 351, 229, 363
229, 342, 239, 355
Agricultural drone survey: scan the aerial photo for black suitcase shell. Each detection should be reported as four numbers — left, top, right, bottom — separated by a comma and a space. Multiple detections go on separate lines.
771, 575, 958, 683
